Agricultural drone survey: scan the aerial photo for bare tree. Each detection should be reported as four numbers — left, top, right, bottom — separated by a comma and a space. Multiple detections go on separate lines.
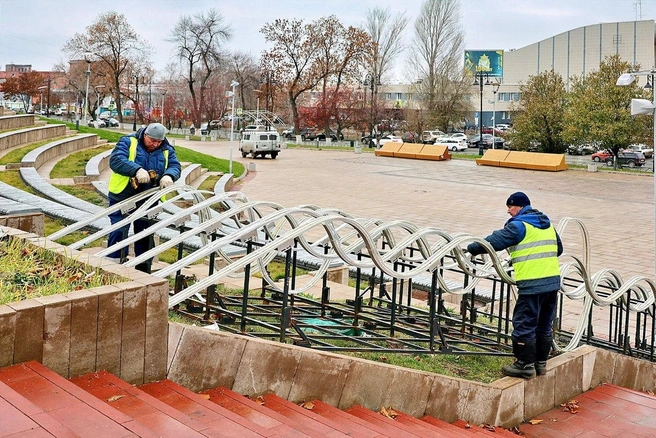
261, 18, 324, 133
407, 0, 469, 132
364, 7, 408, 136
63, 11, 151, 123
168, 8, 232, 128
228, 52, 260, 115
365, 7, 408, 83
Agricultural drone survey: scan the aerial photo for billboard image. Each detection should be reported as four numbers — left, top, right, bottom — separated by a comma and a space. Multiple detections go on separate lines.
464, 50, 503, 77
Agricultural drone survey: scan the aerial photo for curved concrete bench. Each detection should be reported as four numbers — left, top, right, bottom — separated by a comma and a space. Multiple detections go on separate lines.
21, 133, 100, 170
0, 124, 68, 153
85, 149, 112, 181
0, 114, 36, 131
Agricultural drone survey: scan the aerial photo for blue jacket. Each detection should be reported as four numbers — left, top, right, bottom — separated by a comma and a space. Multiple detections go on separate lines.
466, 205, 563, 294
108, 127, 181, 202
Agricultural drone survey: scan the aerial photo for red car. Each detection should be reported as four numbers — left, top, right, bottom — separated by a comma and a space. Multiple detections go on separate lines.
591, 150, 612, 162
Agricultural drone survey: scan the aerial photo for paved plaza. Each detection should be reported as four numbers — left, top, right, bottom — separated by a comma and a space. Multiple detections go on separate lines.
179, 139, 654, 282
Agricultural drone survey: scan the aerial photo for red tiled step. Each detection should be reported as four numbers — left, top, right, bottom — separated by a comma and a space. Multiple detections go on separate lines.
0, 361, 146, 437
201, 386, 314, 437
260, 393, 364, 438
295, 399, 385, 438
344, 405, 424, 437
518, 383, 656, 437
0, 380, 77, 437
390, 411, 471, 437
452, 419, 516, 436
138, 379, 269, 437
70, 370, 212, 437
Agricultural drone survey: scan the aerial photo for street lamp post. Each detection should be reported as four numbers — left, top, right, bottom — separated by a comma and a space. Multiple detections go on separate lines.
472, 71, 491, 155
229, 80, 239, 174
95, 85, 105, 118
37, 85, 47, 114
161, 90, 167, 125
363, 72, 380, 147
83, 59, 91, 125
617, 70, 656, 275
491, 80, 500, 149
132, 76, 140, 131
254, 89, 262, 124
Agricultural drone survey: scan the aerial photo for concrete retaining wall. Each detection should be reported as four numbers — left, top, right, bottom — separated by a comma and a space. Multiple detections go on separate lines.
167, 323, 656, 428
0, 124, 67, 153
0, 114, 35, 131
0, 226, 169, 385
21, 133, 99, 170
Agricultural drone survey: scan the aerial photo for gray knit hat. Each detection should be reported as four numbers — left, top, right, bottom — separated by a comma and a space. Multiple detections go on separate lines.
144, 123, 167, 140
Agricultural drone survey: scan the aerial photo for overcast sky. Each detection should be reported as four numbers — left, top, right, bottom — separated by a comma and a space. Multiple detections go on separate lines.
0, 0, 653, 82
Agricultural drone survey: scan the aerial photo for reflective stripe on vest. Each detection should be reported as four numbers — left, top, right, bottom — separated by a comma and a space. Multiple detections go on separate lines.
108, 137, 169, 194
508, 223, 560, 282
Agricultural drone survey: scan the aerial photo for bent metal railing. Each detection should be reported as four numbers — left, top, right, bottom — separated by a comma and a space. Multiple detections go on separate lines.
48, 185, 656, 360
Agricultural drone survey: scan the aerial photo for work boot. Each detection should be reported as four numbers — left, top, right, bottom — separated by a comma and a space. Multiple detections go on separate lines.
134, 262, 152, 274
535, 335, 553, 376
502, 338, 537, 379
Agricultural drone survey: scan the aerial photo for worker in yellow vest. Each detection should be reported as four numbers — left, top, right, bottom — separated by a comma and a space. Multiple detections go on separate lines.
467, 192, 563, 379
106, 123, 181, 272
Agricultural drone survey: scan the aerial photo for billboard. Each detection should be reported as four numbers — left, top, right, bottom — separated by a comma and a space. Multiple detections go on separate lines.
464, 50, 503, 77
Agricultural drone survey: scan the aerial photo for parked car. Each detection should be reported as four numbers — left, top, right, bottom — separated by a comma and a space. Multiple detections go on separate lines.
378, 135, 404, 147
607, 151, 646, 168
567, 144, 596, 155
87, 119, 106, 128
401, 132, 417, 143
591, 149, 613, 162
421, 130, 445, 144
105, 117, 120, 127
316, 130, 344, 142
481, 127, 505, 136
281, 128, 295, 140
435, 138, 468, 151
468, 134, 504, 149
629, 143, 654, 158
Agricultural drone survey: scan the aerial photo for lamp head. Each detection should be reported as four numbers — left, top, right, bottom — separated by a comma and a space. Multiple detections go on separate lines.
630, 98, 655, 115
230, 80, 239, 88
616, 73, 636, 86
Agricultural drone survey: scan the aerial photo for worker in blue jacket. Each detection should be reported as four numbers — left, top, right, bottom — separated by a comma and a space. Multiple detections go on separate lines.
467, 192, 563, 379
106, 122, 181, 272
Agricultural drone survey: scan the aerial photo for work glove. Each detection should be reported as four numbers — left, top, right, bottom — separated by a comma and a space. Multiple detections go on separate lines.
159, 175, 173, 189
135, 168, 150, 184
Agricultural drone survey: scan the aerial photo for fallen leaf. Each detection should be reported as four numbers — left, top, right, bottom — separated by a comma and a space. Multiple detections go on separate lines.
464, 422, 472, 429
107, 395, 124, 402
480, 423, 496, 431
560, 399, 579, 414
379, 406, 397, 419
199, 393, 210, 400
379, 356, 387, 362
647, 390, 655, 396
300, 401, 314, 410
529, 419, 544, 425
507, 425, 524, 435
254, 396, 265, 405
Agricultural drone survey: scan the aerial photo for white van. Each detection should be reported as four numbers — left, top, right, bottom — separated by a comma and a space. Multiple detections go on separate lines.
239, 128, 281, 159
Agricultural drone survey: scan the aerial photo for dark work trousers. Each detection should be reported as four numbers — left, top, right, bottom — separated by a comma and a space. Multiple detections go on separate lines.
511, 291, 558, 341
107, 203, 154, 263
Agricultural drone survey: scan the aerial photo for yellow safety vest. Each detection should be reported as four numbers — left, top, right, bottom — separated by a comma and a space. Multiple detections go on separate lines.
108, 137, 169, 194
508, 223, 560, 281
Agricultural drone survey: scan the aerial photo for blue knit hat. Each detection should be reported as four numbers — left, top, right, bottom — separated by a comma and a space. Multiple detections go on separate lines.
506, 192, 530, 207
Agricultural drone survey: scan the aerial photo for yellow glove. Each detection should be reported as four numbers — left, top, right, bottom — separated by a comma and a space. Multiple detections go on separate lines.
159, 175, 173, 189
135, 168, 150, 184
